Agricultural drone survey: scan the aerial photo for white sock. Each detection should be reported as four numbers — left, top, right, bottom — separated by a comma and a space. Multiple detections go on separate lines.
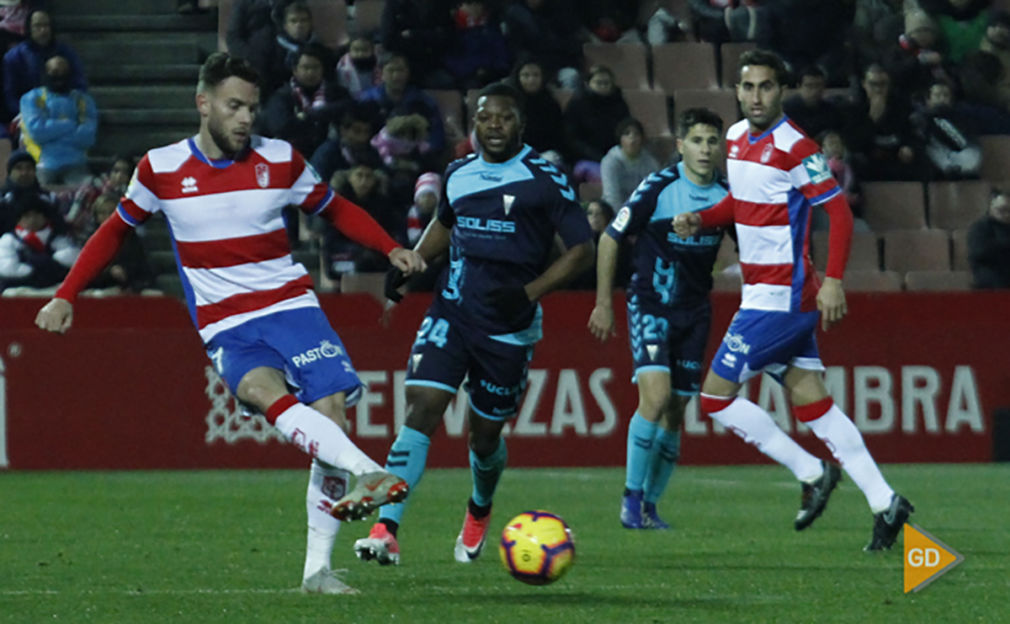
302, 460, 348, 580
273, 402, 382, 475
708, 397, 823, 482
806, 404, 894, 512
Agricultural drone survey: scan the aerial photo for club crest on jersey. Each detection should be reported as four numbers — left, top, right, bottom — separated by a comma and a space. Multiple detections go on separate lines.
181, 176, 198, 193
503, 194, 515, 216
255, 163, 270, 188
729, 144, 740, 159
760, 142, 774, 163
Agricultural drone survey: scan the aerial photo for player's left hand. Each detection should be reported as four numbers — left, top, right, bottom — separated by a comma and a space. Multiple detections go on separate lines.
587, 304, 616, 341
388, 247, 427, 275
817, 277, 847, 331
487, 285, 531, 322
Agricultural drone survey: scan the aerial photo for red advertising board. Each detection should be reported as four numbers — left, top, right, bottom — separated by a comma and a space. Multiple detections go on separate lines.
0, 291, 1005, 470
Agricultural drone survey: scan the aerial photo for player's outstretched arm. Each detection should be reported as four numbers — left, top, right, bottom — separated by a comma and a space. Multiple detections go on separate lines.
384, 218, 452, 304
387, 247, 426, 275
36, 298, 73, 334
817, 277, 847, 331
588, 232, 620, 341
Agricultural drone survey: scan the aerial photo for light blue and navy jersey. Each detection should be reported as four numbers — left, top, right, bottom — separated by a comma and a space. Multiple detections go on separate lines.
605, 161, 729, 309
435, 145, 592, 335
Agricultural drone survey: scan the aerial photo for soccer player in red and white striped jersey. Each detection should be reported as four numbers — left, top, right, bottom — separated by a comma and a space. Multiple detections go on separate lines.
35, 53, 427, 592
674, 50, 912, 551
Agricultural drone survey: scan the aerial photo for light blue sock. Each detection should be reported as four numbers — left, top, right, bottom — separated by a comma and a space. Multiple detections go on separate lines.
644, 428, 681, 504
470, 437, 507, 508
378, 425, 430, 524
625, 412, 657, 491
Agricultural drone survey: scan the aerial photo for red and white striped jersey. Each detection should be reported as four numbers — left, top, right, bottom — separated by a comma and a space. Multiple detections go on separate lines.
724, 117, 842, 313
119, 136, 334, 342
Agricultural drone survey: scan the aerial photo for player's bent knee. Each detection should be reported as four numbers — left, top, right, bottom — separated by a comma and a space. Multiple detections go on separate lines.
236, 367, 289, 412
404, 387, 453, 436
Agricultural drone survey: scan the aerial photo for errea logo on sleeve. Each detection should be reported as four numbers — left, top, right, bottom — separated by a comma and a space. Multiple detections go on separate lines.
802, 153, 832, 184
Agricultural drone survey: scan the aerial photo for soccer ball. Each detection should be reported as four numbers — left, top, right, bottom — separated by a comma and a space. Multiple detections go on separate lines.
498, 510, 575, 585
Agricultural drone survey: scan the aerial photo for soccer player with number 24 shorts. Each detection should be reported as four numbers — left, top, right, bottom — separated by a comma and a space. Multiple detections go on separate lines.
589, 107, 729, 530
353, 82, 594, 566
34, 53, 428, 594
673, 50, 913, 551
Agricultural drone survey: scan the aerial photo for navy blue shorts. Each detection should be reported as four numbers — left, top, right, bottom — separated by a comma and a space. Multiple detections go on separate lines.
627, 294, 710, 395
709, 308, 823, 384
405, 298, 534, 421
205, 307, 362, 406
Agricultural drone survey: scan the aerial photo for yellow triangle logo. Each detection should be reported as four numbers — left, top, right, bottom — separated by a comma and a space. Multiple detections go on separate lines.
903, 523, 963, 593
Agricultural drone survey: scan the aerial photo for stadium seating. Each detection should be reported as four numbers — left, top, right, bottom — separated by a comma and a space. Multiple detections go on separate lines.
719, 42, 755, 88
582, 43, 651, 91
927, 180, 990, 230
904, 270, 972, 291
623, 89, 673, 138
671, 88, 739, 126
217, 0, 231, 52
0, 137, 11, 185
882, 229, 951, 273
951, 228, 970, 271
861, 181, 927, 231
812, 230, 879, 271
843, 270, 903, 292
652, 42, 719, 92
979, 135, 1010, 181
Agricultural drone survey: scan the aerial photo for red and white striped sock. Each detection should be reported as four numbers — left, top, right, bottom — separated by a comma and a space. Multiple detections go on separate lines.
266, 395, 381, 475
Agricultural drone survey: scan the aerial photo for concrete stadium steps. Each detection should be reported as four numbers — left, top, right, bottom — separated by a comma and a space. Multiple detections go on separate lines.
86, 63, 203, 84
67, 36, 216, 67
90, 85, 196, 109
59, 13, 217, 33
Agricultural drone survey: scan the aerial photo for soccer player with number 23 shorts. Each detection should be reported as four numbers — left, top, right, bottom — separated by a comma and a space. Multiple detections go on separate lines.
673, 50, 913, 551
35, 53, 427, 594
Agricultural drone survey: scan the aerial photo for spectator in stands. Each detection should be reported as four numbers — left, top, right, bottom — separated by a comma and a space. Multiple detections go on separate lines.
0, 148, 61, 234
19, 54, 98, 186
260, 1, 328, 98
961, 9, 1010, 112
64, 154, 137, 242
968, 184, 1010, 289
919, 0, 991, 64
504, 57, 566, 166
82, 192, 156, 293
502, 0, 584, 89
563, 64, 631, 183
226, 0, 290, 76
379, 0, 455, 89
3, 9, 86, 121
0, 0, 36, 51
579, 0, 642, 43
883, 9, 953, 99
600, 117, 659, 209
261, 42, 350, 159
0, 193, 78, 292
334, 35, 382, 99
814, 130, 869, 232
370, 104, 442, 205
645, 3, 691, 45
783, 66, 846, 140
689, 0, 766, 45
310, 101, 382, 186
323, 158, 405, 283
359, 55, 446, 159
843, 64, 922, 181
406, 171, 439, 247
443, 0, 512, 90
757, 0, 853, 86
911, 80, 981, 180
851, 0, 905, 70
568, 198, 630, 290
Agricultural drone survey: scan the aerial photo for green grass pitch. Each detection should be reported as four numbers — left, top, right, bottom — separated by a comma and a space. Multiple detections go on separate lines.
1, 464, 1007, 623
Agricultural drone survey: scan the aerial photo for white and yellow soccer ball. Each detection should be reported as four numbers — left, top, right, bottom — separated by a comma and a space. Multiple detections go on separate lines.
498, 510, 575, 585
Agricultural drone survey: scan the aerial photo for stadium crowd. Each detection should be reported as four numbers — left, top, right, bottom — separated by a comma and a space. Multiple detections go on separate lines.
1, 0, 1010, 295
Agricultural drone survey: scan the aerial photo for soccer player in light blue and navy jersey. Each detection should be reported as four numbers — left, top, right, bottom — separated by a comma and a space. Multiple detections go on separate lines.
354, 82, 594, 566
589, 108, 729, 530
